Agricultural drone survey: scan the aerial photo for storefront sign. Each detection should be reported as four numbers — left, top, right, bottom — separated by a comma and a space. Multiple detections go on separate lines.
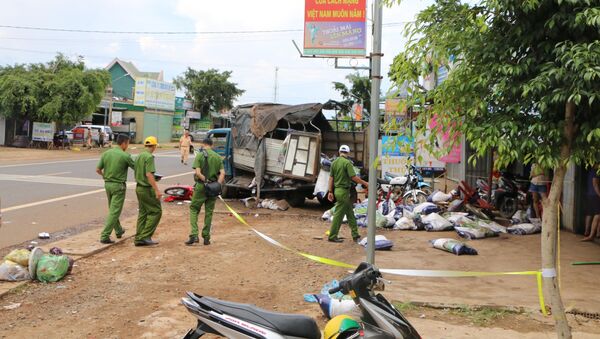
32, 122, 54, 142
186, 111, 201, 120
304, 0, 367, 57
133, 78, 176, 111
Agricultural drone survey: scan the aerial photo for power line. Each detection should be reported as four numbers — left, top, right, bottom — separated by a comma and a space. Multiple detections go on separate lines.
0, 22, 410, 35
0, 25, 302, 35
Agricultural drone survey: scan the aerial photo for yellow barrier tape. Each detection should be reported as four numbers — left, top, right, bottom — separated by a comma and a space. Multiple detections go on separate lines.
218, 196, 548, 316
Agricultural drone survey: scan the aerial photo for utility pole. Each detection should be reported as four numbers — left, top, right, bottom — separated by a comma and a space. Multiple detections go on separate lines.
273, 67, 279, 103
366, 0, 383, 265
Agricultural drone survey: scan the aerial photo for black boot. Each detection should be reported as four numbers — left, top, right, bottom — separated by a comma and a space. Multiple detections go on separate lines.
185, 235, 199, 246
203, 237, 211, 245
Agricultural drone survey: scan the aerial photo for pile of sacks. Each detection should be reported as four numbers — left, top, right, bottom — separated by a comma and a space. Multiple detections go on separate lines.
0, 247, 73, 283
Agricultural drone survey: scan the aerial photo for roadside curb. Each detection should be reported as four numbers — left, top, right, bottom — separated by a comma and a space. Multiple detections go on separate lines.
0, 233, 134, 299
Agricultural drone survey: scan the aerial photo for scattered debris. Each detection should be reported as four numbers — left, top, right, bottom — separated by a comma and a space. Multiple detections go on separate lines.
3, 302, 22, 310
38, 232, 50, 239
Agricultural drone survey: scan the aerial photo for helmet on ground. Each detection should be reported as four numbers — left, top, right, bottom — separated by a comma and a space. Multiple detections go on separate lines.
144, 136, 158, 146
324, 315, 362, 339
339, 145, 351, 153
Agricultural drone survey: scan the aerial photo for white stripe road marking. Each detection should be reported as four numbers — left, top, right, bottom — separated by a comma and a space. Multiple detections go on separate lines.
1, 171, 193, 213
0, 150, 180, 168
42, 172, 72, 176
0, 173, 105, 187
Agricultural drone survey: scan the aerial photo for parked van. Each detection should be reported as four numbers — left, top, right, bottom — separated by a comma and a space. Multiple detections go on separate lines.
71, 125, 113, 145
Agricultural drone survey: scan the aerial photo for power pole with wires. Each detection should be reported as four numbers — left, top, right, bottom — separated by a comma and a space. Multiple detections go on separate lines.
273, 67, 279, 103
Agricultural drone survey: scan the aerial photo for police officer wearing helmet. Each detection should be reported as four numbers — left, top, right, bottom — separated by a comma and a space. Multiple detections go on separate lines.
96, 134, 134, 244
133, 136, 162, 246
327, 145, 368, 243
186, 138, 225, 246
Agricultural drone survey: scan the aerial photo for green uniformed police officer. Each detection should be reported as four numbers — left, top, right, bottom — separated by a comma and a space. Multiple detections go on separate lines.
186, 138, 225, 246
96, 134, 134, 244
133, 136, 162, 246
327, 145, 368, 243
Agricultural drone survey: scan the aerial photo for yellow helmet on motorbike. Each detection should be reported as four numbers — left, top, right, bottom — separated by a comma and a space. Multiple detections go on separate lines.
324, 315, 362, 339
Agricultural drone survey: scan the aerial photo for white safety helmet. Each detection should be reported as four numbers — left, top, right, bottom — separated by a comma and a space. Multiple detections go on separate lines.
339, 145, 351, 153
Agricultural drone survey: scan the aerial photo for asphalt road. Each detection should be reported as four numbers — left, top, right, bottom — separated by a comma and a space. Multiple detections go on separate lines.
0, 150, 196, 248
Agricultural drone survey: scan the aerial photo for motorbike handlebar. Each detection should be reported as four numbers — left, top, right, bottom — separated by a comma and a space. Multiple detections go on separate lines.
328, 286, 343, 294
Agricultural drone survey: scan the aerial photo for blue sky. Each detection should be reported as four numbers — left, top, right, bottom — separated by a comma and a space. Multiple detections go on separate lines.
0, 0, 433, 105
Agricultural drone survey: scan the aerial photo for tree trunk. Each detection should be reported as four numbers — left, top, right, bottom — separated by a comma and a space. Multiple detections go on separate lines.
541, 101, 575, 338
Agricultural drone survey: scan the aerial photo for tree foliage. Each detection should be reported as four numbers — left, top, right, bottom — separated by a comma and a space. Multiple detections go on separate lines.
388, 1, 600, 337
333, 72, 371, 118
0, 54, 110, 127
388, 0, 600, 170
174, 68, 245, 116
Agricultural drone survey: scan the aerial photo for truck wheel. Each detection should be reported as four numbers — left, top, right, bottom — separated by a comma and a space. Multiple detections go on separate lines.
286, 193, 306, 208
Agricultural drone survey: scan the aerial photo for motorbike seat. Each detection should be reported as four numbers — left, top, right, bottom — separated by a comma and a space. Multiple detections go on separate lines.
193, 295, 321, 339
378, 178, 390, 185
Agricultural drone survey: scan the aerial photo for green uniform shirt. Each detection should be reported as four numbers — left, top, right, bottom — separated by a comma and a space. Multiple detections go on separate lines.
134, 150, 156, 187
97, 148, 134, 183
193, 149, 224, 182
330, 156, 355, 189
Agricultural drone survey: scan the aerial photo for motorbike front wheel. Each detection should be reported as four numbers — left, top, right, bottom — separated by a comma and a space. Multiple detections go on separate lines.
403, 191, 428, 205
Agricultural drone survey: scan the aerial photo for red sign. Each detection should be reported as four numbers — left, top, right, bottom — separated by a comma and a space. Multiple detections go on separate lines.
305, 0, 367, 22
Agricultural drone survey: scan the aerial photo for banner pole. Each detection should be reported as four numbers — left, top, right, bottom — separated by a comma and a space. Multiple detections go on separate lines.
367, 0, 383, 264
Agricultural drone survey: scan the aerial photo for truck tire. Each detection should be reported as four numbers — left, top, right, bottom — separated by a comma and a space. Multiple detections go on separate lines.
286, 192, 306, 208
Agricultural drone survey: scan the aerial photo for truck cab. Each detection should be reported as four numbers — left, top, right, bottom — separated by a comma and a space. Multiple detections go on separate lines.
206, 128, 233, 176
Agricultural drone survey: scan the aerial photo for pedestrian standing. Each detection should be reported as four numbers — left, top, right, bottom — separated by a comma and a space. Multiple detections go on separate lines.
96, 134, 134, 244
179, 130, 193, 165
327, 145, 368, 243
99, 131, 105, 148
186, 138, 225, 246
133, 136, 162, 246
86, 127, 93, 149
529, 163, 548, 219
582, 166, 600, 241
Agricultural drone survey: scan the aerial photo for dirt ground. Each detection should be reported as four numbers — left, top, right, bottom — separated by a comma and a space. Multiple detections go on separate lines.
1, 199, 599, 338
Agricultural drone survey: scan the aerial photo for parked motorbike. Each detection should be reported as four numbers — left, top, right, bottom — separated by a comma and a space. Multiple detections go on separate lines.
181, 262, 421, 339
476, 172, 529, 218
377, 165, 429, 206
383, 165, 432, 195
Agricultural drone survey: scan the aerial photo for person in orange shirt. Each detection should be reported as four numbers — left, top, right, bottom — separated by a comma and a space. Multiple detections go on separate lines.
179, 130, 193, 165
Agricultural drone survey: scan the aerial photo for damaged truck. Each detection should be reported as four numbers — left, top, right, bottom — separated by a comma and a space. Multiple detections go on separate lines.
205, 102, 367, 207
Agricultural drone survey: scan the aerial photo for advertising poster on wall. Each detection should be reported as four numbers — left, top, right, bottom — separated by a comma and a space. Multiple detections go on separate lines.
304, 0, 367, 57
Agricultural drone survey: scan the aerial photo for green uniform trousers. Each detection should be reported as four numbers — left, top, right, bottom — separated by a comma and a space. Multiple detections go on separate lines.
189, 184, 217, 240
328, 187, 359, 240
135, 186, 162, 242
100, 182, 126, 240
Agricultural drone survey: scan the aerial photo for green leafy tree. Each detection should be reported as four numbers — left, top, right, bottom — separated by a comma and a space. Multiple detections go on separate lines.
333, 72, 371, 118
0, 65, 40, 120
0, 54, 110, 129
388, 1, 600, 337
174, 68, 245, 116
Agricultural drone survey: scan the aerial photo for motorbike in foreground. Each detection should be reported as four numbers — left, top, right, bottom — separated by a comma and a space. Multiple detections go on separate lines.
181, 262, 421, 339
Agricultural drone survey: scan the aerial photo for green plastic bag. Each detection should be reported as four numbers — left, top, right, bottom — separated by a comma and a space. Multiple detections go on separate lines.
36, 254, 69, 283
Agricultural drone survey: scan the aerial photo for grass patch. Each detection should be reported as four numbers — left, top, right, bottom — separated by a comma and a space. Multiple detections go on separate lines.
450, 305, 511, 326
393, 301, 418, 314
